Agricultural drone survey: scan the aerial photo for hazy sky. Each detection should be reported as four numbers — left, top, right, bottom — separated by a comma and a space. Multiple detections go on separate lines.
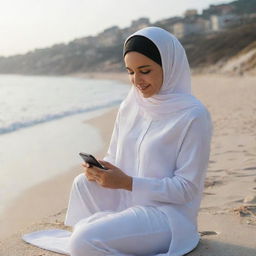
0, 0, 230, 56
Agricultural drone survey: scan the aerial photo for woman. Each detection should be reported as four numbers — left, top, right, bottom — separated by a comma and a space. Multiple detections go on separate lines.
23, 27, 212, 256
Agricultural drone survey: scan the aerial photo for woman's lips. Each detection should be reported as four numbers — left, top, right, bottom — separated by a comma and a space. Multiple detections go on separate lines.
136, 84, 150, 91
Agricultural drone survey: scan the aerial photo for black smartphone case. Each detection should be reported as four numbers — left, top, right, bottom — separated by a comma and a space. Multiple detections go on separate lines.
79, 153, 108, 170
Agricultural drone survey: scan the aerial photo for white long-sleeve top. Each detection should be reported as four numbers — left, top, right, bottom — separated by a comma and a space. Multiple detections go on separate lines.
104, 100, 212, 256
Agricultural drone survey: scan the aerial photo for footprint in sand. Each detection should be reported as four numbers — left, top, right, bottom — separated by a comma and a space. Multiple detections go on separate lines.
223, 150, 242, 154
199, 231, 219, 236
233, 205, 256, 218
236, 174, 256, 177
243, 166, 256, 171
204, 180, 223, 188
203, 192, 216, 196
208, 169, 225, 173
226, 170, 238, 175
250, 187, 256, 192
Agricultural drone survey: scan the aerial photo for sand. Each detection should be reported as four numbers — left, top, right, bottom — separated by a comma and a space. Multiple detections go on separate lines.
1, 73, 256, 256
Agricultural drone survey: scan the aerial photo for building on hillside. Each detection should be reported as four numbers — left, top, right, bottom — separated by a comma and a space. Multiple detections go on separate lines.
203, 4, 236, 17
184, 9, 198, 17
131, 18, 151, 30
211, 14, 240, 31
121, 18, 151, 40
154, 17, 183, 34
173, 18, 210, 38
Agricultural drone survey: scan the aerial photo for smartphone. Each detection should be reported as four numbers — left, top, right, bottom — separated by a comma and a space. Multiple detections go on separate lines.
79, 152, 108, 170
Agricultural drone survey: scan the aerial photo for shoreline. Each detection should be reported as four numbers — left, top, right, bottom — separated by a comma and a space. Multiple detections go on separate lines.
68, 72, 131, 85
1, 73, 256, 255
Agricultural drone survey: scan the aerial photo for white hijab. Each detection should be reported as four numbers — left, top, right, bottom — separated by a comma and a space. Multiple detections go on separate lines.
123, 27, 203, 119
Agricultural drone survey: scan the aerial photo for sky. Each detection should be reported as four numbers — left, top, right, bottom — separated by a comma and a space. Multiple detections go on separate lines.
0, 0, 230, 57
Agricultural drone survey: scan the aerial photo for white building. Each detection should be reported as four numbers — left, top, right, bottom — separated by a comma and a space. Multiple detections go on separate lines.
184, 9, 198, 17
211, 14, 239, 31
173, 18, 210, 38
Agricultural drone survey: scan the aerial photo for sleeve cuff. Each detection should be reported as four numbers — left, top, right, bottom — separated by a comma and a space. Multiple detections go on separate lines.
131, 176, 156, 204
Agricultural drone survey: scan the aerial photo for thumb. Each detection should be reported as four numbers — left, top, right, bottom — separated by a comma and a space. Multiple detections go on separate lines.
98, 160, 114, 168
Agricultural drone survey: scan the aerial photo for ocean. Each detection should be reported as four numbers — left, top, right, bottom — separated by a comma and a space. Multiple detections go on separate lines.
0, 74, 129, 215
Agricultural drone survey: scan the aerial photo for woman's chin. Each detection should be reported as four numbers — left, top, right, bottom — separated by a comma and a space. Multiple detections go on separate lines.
137, 89, 153, 98
142, 94, 151, 98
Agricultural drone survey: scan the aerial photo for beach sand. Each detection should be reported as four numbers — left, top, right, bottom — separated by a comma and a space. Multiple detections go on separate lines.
1, 73, 256, 256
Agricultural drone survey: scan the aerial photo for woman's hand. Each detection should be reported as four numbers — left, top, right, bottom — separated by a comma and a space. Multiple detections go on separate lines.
82, 160, 133, 191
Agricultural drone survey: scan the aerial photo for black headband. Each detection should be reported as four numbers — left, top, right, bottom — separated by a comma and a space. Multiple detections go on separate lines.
123, 35, 162, 67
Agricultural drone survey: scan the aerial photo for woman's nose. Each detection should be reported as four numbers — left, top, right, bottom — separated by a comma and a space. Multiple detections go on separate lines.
133, 72, 143, 85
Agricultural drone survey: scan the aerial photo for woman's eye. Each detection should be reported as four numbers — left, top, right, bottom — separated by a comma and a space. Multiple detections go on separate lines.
126, 70, 150, 75
141, 70, 151, 74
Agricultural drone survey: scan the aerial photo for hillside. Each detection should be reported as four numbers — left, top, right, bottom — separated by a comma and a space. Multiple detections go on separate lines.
220, 41, 256, 75
183, 22, 256, 75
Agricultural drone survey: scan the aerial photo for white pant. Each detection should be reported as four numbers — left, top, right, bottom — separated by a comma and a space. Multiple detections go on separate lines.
65, 174, 172, 256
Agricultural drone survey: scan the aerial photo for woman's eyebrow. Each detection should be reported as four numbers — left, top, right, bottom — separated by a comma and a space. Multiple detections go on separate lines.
138, 65, 151, 69
125, 65, 151, 70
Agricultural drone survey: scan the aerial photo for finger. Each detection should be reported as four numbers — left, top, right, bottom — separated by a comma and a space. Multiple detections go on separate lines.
86, 176, 96, 181
94, 175, 103, 185
84, 171, 96, 181
98, 160, 112, 168
86, 168, 94, 176
87, 175, 96, 181
89, 165, 105, 174
86, 167, 102, 178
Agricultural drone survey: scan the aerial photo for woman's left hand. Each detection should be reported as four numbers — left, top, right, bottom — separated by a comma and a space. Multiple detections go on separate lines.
82, 160, 133, 191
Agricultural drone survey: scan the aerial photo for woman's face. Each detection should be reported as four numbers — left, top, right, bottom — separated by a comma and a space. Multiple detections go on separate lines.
124, 51, 163, 98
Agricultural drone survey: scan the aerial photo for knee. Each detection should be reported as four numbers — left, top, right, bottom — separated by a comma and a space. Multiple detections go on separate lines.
72, 173, 87, 189
69, 226, 102, 256
69, 232, 90, 256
